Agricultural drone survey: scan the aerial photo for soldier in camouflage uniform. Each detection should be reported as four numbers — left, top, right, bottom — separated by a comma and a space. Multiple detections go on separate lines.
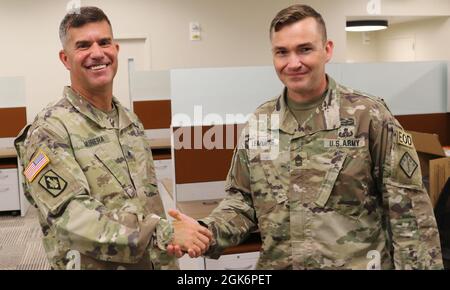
169, 4, 443, 269
14, 6, 211, 270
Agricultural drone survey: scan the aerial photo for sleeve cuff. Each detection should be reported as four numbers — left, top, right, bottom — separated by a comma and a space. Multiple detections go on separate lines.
155, 218, 174, 251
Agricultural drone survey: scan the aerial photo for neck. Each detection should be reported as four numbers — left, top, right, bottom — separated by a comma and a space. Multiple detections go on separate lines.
288, 75, 328, 103
71, 84, 113, 112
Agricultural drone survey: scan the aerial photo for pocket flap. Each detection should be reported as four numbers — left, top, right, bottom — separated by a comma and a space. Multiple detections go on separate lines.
315, 150, 347, 208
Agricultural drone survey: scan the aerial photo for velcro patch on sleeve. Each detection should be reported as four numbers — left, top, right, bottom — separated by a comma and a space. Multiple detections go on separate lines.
38, 170, 68, 197
399, 152, 418, 178
24, 150, 50, 182
397, 130, 414, 148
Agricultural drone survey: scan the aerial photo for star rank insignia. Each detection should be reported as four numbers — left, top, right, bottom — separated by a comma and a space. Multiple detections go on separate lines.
38, 170, 67, 197
399, 152, 418, 178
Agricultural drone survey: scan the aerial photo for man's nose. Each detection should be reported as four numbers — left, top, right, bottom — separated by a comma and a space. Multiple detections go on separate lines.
89, 42, 105, 58
286, 54, 303, 70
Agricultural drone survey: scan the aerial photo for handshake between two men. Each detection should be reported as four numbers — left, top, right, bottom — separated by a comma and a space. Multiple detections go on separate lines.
166, 209, 213, 258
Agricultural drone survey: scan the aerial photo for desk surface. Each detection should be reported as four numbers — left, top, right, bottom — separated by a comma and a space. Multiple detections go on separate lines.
0, 148, 17, 158
148, 138, 171, 150
177, 199, 222, 220
0, 140, 170, 157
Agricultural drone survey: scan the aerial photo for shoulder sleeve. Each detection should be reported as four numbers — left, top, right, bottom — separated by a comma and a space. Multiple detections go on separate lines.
370, 104, 443, 270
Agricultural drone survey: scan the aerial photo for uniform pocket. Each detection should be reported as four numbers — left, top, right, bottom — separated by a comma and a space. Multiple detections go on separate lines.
249, 149, 289, 219
94, 148, 136, 198
315, 150, 347, 207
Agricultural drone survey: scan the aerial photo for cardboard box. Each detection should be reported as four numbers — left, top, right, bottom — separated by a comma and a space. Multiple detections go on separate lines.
410, 131, 450, 207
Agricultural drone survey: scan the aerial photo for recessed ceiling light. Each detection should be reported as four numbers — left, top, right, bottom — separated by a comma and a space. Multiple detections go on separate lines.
346, 20, 388, 32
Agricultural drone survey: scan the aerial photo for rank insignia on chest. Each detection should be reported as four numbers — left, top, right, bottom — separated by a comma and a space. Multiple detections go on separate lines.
38, 170, 67, 197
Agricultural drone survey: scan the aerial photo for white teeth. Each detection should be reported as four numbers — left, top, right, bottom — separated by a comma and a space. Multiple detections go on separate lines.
90, 64, 107, 70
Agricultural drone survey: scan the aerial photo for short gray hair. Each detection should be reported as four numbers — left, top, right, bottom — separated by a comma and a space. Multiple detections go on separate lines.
59, 6, 112, 46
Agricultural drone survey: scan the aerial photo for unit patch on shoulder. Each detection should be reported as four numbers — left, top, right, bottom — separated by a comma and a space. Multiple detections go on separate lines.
38, 170, 67, 197
24, 150, 50, 182
399, 152, 418, 178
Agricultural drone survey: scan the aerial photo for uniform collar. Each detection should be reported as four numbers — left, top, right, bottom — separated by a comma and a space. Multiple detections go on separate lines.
274, 75, 341, 136
64, 86, 138, 130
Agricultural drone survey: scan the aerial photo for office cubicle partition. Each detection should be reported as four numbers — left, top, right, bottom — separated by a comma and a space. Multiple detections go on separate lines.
131, 61, 449, 202
0, 76, 29, 216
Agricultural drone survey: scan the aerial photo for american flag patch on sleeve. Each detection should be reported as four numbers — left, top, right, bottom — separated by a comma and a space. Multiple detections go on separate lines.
24, 151, 50, 182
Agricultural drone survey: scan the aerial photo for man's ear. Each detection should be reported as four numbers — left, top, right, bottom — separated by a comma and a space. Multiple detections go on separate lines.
115, 42, 120, 53
59, 50, 71, 70
325, 40, 334, 63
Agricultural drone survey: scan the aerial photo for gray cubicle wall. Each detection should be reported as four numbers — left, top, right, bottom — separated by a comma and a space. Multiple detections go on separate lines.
328, 61, 448, 116
169, 62, 447, 123
129, 69, 171, 101
170, 66, 283, 126
0, 76, 26, 148
0, 76, 26, 108
127, 62, 448, 124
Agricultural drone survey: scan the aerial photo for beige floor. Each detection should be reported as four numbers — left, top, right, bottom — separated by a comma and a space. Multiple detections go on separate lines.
0, 206, 50, 270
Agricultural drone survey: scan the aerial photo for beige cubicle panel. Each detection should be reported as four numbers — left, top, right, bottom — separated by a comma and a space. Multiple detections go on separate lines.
133, 100, 172, 130
172, 124, 244, 184
0, 107, 27, 138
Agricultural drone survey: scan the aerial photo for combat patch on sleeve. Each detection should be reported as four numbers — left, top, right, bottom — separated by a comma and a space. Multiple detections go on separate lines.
399, 152, 418, 178
38, 170, 68, 197
24, 150, 50, 182
397, 130, 413, 148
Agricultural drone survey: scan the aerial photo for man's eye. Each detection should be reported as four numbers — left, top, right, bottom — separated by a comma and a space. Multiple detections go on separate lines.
300, 47, 312, 53
276, 50, 287, 56
99, 40, 111, 47
77, 43, 90, 49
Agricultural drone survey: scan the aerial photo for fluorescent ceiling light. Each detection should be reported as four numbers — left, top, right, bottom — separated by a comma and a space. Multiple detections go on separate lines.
346, 20, 388, 32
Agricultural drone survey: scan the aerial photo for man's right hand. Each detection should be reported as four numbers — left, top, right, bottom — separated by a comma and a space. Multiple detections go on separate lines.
167, 209, 213, 258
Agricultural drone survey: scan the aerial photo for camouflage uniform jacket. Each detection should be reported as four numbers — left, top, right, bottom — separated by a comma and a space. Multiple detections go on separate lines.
14, 87, 176, 270
200, 76, 443, 270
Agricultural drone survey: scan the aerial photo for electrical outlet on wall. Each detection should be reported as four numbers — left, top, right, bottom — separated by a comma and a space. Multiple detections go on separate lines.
190, 22, 201, 41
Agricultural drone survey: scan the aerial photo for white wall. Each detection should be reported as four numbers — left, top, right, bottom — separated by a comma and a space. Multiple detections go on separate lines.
347, 17, 450, 62
378, 17, 450, 62
346, 32, 378, 62
0, 0, 449, 122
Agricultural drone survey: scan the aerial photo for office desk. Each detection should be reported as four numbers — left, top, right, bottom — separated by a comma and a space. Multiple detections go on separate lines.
149, 138, 171, 150
149, 138, 171, 160
0, 147, 30, 215
0, 148, 17, 158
